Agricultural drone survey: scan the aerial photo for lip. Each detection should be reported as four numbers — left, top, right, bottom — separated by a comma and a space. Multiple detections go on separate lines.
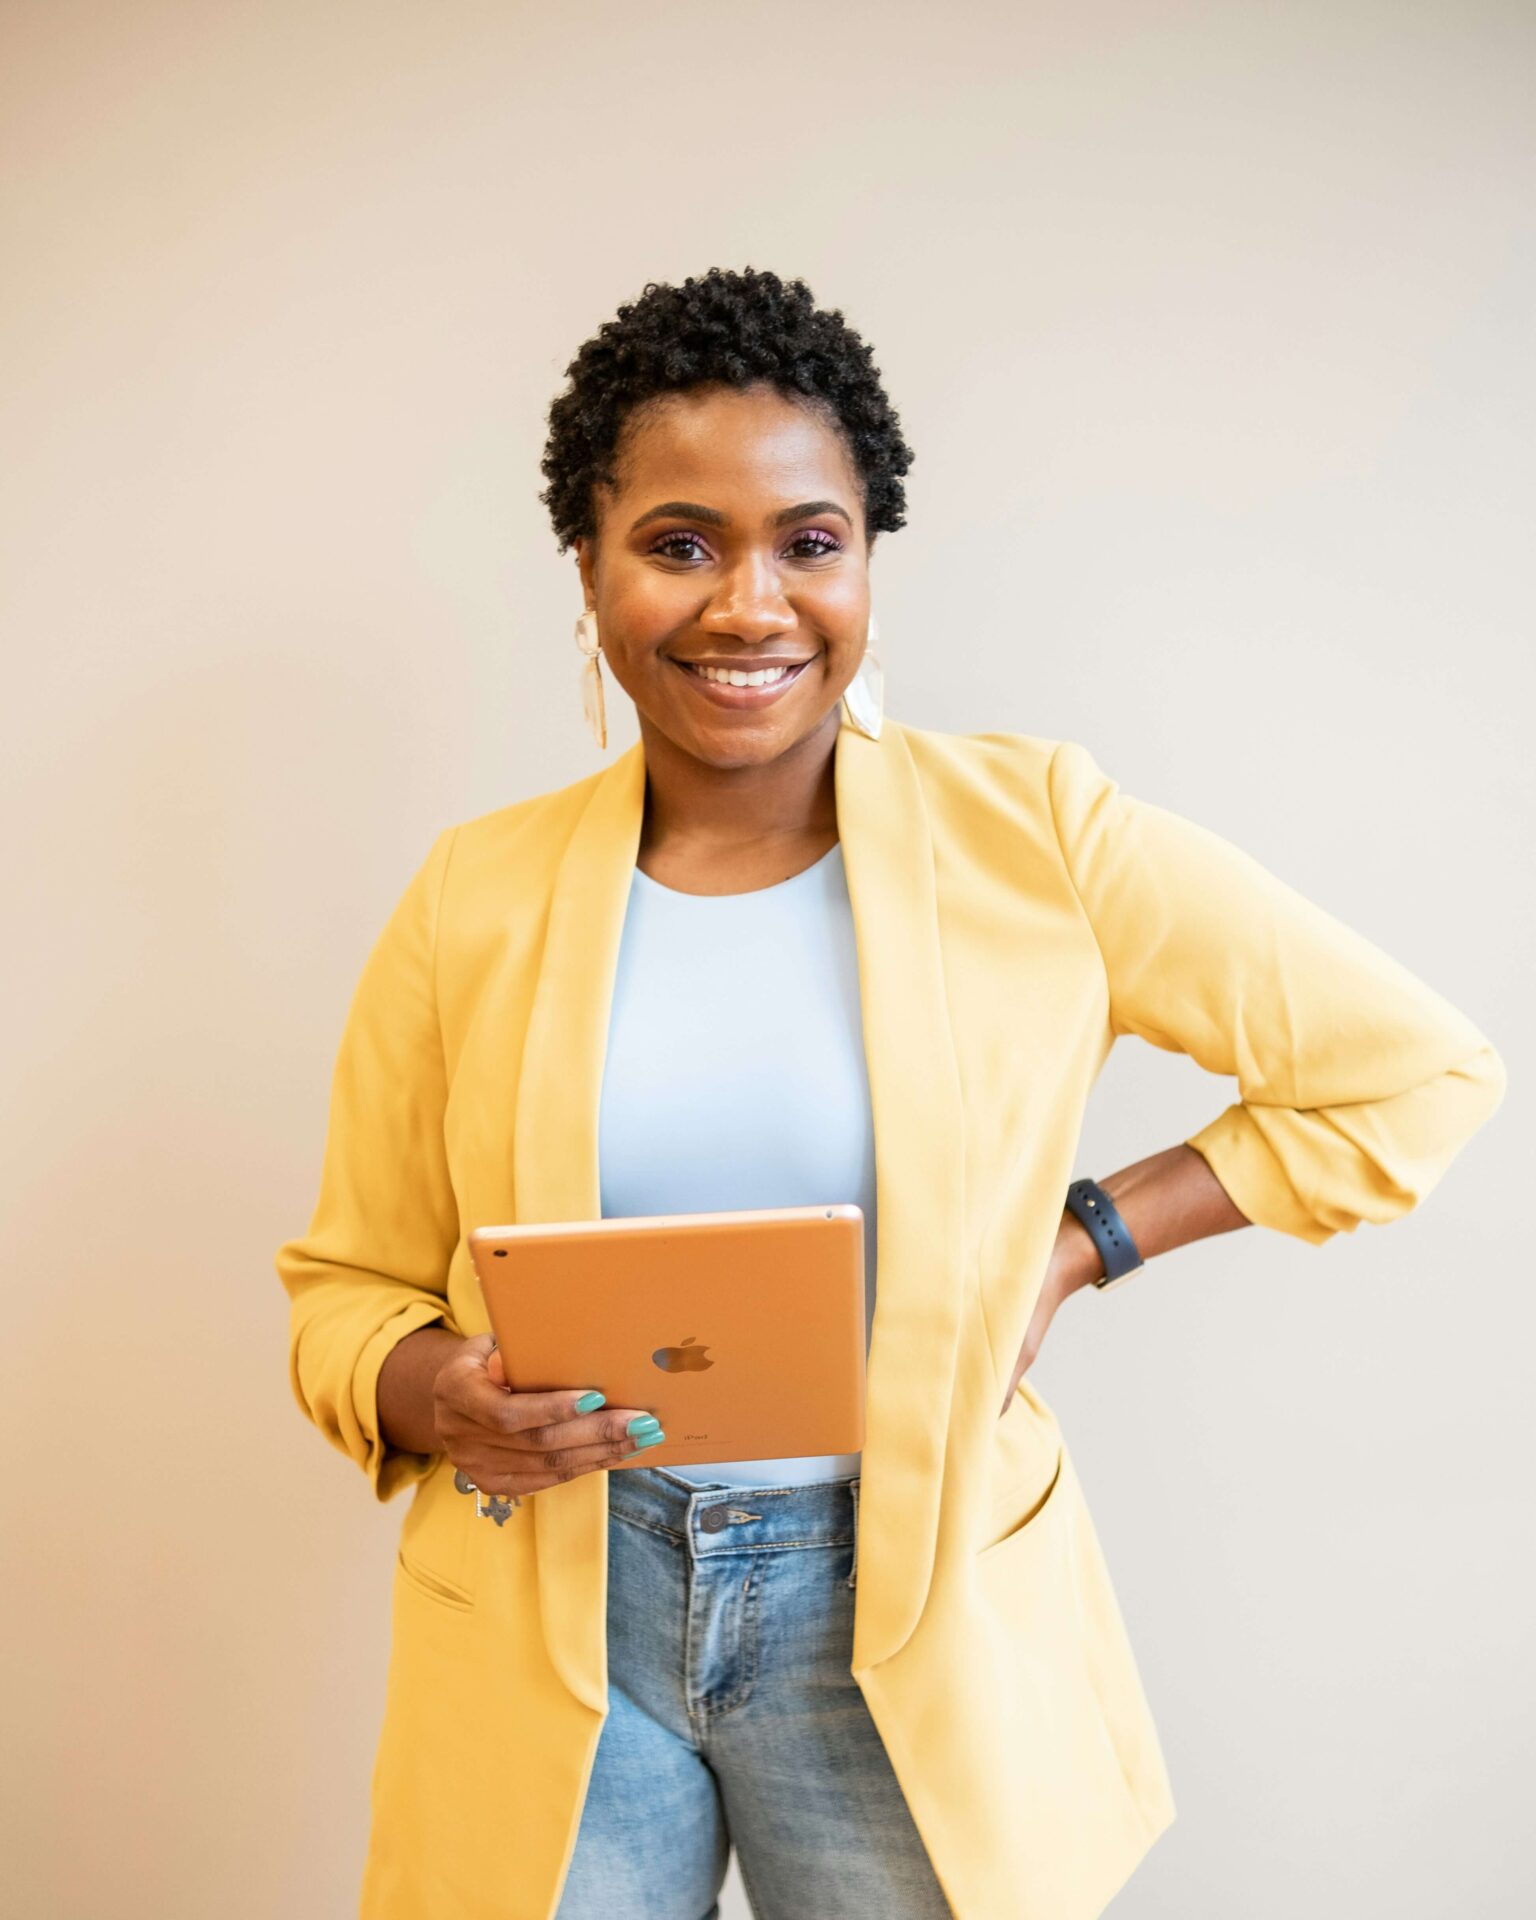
669, 657, 813, 709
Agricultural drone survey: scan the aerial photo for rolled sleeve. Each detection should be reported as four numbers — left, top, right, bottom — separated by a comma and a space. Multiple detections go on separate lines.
1047, 740, 1507, 1245
276, 826, 462, 1500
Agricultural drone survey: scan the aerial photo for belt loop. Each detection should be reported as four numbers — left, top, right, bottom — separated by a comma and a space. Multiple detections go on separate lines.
846, 1478, 860, 1589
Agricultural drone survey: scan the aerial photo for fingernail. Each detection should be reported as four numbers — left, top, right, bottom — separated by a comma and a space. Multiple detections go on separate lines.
575, 1391, 606, 1413
626, 1413, 661, 1435
633, 1429, 666, 1449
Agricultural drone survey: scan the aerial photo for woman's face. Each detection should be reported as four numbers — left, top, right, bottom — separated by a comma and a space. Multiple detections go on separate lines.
574, 383, 874, 771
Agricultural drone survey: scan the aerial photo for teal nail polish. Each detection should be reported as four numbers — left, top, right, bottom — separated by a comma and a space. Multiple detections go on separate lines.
633, 1429, 666, 1449
575, 1391, 606, 1413
626, 1413, 661, 1435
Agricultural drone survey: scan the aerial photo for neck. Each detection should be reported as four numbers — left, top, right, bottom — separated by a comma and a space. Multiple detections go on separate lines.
636, 707, 842, 857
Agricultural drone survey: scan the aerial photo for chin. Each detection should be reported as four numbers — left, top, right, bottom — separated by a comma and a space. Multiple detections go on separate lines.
686, 727, 802, 770
639, 697, 836, 766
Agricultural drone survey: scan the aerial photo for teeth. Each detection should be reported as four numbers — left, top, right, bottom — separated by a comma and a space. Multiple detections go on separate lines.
688, 662, 795, 688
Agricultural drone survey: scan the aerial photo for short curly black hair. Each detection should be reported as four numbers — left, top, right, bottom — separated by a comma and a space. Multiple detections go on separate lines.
539, 267, 914, 552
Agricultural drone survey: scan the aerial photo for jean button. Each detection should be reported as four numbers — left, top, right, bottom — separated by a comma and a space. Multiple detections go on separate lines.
700, 1505, 730, 1533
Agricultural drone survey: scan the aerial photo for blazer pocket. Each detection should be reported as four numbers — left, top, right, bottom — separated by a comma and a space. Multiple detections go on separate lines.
396, 1549, 474, 1611
976, 1378, 1067, 1558
396, 1454, 477, 1612
976, 1440, 1065, 1562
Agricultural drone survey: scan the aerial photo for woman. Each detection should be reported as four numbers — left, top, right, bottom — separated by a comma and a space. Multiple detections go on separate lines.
276, 268, 1506, 1920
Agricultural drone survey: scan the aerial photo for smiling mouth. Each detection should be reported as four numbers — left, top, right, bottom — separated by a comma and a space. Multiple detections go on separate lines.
670, 657, 813, 703
676, 659, 809, 686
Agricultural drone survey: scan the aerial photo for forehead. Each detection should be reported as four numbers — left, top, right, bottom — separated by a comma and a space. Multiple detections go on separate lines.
609, 384, 859, 506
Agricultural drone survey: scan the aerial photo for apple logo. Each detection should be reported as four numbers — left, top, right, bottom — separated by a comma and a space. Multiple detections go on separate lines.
652, 1335, 714, 1374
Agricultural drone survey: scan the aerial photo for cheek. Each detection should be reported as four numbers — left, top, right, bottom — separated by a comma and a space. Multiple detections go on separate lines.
602, 577, 687, 655
801, 573, 869, 633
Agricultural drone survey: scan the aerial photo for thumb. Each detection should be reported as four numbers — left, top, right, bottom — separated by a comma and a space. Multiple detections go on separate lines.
460, 1331, 496, 1370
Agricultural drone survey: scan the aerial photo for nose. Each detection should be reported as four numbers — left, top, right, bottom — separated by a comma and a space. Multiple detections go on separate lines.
698, 550, 795, 645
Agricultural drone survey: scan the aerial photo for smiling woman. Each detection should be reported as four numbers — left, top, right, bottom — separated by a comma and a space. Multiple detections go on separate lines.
277, 266, 1506, 1920
577, 384, 877, 773
538, 269, 912, 885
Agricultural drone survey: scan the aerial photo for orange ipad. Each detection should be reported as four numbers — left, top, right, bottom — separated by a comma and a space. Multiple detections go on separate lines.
467, 1204, 867, 1468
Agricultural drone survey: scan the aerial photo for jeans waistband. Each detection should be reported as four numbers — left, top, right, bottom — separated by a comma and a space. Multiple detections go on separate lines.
608, 1463, 860, 1560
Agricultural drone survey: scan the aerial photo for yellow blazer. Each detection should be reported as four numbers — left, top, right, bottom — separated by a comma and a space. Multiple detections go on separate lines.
277, 715, 1505, 1920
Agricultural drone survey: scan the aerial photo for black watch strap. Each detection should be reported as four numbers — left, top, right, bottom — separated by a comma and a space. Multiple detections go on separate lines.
1064, 1178, 1144, 1290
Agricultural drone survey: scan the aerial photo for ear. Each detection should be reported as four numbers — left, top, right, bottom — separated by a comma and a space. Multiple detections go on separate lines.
574, 535, 598, 609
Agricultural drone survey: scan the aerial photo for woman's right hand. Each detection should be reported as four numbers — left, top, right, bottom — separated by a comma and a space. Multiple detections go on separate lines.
431, 1333, 667, 1497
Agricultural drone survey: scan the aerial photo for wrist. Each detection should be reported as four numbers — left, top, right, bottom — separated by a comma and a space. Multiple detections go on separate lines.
378, 1323, 462, 1456
1051, 1209, 1104, 1295
1063, 1176, 1148, 1291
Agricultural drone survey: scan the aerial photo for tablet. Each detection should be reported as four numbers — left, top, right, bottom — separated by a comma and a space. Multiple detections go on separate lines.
467, 1204, 866, 1468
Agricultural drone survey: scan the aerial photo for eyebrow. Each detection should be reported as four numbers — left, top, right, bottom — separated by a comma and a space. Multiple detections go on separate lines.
628, 498, 853, 533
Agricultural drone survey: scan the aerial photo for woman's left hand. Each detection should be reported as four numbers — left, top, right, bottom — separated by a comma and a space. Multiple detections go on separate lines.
996, 1217, 1099, 1418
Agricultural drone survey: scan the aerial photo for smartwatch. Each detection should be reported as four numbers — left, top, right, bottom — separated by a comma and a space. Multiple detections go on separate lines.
1064, 1178, 1144, 1291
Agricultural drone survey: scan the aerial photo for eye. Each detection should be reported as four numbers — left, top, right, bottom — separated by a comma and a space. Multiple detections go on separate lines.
786, 530, 842, 559
650, 531, 712, 563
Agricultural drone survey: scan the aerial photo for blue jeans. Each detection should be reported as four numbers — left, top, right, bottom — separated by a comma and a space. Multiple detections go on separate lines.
554, 1464, 955, 1919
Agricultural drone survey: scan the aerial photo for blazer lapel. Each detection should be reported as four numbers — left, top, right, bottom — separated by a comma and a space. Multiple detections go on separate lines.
512, 717, 967, 1709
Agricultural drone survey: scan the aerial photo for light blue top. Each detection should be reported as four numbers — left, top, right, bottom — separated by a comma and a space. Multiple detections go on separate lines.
597, 841, 877, 1485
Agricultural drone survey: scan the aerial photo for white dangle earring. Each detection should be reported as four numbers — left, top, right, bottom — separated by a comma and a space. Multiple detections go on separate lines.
574, 608, 607, 751
840, 611, 884, 740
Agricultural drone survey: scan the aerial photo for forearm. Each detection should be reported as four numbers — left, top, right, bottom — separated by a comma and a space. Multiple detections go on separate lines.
377, 1324, 464, 1455
1055, 1143, 1252, 1293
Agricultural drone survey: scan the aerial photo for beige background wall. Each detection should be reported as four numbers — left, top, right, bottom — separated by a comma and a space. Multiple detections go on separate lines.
3, 3, 1531, 1914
